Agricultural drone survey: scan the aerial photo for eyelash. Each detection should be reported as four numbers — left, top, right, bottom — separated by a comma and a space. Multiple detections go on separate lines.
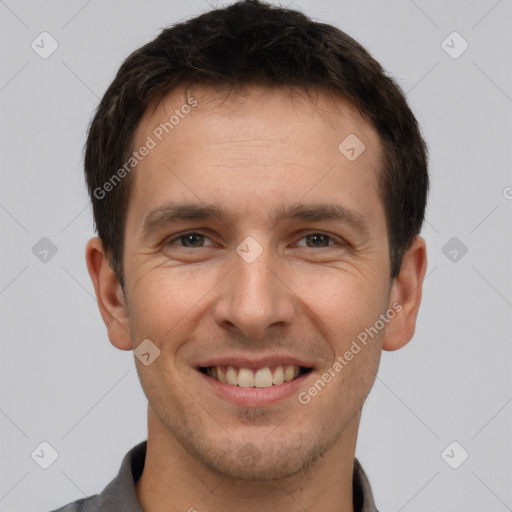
165, 231, 344, 249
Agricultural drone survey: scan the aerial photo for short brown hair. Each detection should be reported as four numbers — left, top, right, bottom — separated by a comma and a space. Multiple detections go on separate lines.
85, 0, 428, 288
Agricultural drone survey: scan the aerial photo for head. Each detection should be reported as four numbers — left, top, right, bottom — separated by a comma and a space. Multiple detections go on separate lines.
85, 0, 428, 480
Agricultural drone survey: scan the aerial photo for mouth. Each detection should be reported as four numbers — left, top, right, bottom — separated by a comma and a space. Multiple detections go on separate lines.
199, 365, 313, 388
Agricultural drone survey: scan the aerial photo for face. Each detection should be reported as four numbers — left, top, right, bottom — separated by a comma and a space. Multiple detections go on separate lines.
113, 85, 394, 479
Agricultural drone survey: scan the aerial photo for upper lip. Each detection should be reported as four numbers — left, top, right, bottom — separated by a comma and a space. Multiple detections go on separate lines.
196, 354, 315, 370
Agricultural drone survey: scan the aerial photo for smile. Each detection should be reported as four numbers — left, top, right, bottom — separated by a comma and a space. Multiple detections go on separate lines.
200, 365, 313, 388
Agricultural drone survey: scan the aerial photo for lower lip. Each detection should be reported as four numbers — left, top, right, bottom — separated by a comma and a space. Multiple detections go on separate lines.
199, 370, 313, 407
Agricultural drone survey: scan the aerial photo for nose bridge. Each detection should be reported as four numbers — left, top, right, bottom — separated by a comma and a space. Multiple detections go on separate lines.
213, 243, 295, 339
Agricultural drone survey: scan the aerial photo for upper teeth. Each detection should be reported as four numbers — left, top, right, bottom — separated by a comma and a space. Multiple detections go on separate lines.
207, 365, 301, 388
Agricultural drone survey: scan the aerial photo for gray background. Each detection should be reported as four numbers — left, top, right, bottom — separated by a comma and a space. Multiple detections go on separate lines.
1, 0, 511, 511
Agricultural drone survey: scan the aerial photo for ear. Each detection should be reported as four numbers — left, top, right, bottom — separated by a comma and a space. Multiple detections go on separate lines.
85, 237, 133, 351
382, 235, 427, 351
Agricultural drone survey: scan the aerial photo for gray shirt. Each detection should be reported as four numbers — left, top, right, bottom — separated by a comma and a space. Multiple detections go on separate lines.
49, 440, 379, 511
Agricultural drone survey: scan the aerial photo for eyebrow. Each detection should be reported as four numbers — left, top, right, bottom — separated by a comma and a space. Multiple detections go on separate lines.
141, 201, 370, 238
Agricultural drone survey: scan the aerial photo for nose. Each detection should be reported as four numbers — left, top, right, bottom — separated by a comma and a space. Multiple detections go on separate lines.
213, 246, 297, 341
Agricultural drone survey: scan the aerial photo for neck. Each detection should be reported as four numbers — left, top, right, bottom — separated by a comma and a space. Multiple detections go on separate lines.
135, 406, 359, 512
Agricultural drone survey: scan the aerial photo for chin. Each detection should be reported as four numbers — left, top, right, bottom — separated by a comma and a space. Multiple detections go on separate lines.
186, 431, 329, 481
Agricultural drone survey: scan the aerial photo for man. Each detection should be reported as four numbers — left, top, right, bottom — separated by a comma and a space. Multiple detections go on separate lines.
51, 0, 428, 510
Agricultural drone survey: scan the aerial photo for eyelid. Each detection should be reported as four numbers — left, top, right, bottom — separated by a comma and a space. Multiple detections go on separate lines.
166, 231, 216, 246
292, 230, 346, 247
165, 230, 347, 248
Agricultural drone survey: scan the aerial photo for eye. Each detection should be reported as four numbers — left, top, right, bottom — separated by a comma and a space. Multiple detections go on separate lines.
167, 232, 214, 248
295, 233, 339, 248
164, 231, 344, 250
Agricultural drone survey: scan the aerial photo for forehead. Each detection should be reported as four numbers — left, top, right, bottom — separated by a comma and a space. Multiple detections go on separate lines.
127, 84, 384, 231
140, 83, 379, 148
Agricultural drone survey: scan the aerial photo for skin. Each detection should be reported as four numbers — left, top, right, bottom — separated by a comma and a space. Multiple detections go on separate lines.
86, 84, 427, 512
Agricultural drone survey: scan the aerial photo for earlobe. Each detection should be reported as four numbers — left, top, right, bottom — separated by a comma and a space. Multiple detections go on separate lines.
382, 236, 428, 352
85, 237, 133, 351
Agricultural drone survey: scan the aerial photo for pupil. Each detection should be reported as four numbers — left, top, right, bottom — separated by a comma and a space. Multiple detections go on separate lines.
183, 234, 203, 247
308, 234, 328, 247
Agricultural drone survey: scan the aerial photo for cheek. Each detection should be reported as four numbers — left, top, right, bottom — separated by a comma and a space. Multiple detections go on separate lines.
288, 265, 388, 336
127, 265, 221, 338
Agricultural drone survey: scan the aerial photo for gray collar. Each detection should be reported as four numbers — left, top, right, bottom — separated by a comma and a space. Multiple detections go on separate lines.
92, 440, 379, 512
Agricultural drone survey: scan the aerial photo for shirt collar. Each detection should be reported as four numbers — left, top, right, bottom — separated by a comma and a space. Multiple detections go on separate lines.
97, 440, 378, 511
